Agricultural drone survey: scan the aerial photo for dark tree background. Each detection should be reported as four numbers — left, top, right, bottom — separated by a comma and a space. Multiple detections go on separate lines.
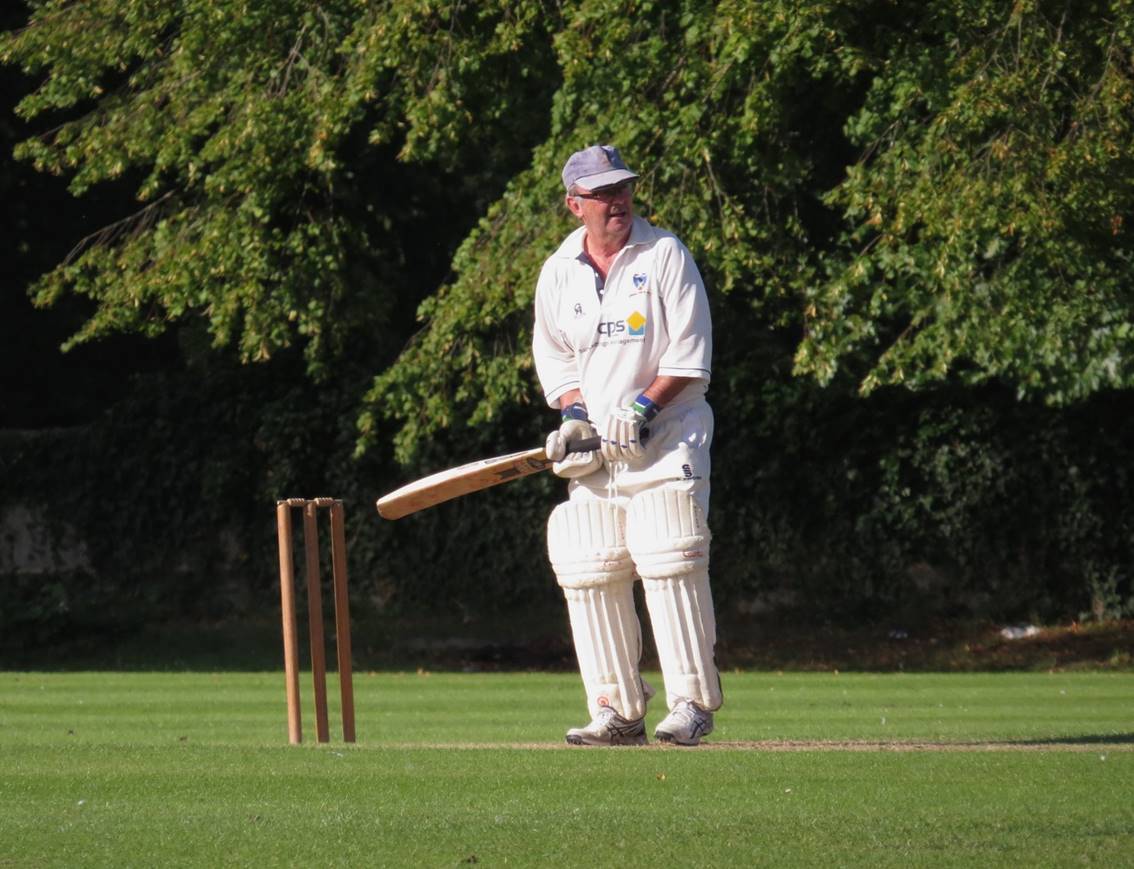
2, 1, 1132, 663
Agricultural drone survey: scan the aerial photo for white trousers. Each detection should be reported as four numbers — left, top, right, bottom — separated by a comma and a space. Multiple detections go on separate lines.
548, 399, 721, 719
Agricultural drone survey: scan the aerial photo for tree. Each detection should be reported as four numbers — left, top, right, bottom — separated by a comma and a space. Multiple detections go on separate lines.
6, 0, 1134, 634
1, 0, 556, 378
360, 0, 869, 459
5, 0, 1133, 458
797, 0, 1134, 404
367, 0, 1134, 462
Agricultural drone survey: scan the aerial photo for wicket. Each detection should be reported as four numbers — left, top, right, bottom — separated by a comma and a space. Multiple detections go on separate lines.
275, 497, 356, 745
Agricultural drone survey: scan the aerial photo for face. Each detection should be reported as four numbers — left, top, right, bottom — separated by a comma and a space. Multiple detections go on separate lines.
566, 181, 635, 249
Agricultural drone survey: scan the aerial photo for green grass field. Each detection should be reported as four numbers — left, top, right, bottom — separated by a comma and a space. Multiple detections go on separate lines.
2, 670, 1131, 866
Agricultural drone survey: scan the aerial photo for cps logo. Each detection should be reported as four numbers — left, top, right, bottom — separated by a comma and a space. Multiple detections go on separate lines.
597, 311, 646, 337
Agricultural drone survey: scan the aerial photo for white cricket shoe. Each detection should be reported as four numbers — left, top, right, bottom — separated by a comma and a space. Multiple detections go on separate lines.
565, 705, 647, 746
654, 699, 714, 746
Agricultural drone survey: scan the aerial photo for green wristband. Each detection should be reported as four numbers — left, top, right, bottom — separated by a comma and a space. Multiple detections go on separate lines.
631, 394, 660, 422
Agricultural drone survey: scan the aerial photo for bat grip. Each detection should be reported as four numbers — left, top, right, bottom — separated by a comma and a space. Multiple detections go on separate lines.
564, 428, 649, 454
565, 435, 601, 453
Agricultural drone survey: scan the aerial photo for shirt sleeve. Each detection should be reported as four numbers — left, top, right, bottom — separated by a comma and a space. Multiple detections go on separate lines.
656, 238, 712, 381
532, 261, 581, 408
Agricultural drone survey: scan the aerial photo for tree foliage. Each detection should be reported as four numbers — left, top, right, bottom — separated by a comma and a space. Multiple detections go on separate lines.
800, 0, 1134, 402
6, 0, 1134, 644
360, 0, 871, 459
4, 0, 1134, 448
359, 0, 1134, 459
1, 0, 555, 375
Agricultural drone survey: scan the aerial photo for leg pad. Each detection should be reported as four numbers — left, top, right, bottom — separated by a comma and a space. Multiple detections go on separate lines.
548, 500, 647, 720
627, 488, 722, 712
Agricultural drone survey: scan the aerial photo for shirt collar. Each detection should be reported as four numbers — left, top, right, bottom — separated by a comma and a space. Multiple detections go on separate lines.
554, 217, 656, 260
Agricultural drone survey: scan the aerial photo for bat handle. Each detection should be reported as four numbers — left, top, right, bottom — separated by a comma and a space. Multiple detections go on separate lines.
564, 428, 649, 454
565, 435, 601, 453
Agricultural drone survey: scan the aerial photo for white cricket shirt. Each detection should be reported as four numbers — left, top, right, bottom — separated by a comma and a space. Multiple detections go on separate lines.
533, 217, 711, 424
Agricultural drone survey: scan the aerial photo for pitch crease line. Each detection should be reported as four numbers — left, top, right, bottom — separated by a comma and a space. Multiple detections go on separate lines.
376, 739, 1133, 752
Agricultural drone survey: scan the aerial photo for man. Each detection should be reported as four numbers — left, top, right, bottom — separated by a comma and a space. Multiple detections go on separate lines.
532, 144, 722, 746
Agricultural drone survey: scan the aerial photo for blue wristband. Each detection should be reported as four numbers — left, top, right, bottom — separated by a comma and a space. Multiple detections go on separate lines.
561, 402, 590, 422
631, 394, 661, 422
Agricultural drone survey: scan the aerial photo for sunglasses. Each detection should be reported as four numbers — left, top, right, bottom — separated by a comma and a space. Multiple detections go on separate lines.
573, 181, 635, 201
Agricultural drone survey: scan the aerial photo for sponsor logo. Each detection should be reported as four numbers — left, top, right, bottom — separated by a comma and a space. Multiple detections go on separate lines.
597, 311, 647, 339
574, 302, 585, 318
682, 464, 694, 479
598, 320, 625, 336
597, 695, 611, 708
598, 317, 625, 335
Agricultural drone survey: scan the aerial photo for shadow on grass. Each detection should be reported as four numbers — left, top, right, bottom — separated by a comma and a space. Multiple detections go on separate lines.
4, 611, 1133, 674
718, 616, 1134, 674
0, 610, 576, 672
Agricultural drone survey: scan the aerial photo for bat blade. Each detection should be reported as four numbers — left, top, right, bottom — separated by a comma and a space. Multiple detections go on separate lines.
376, 435, 600, 520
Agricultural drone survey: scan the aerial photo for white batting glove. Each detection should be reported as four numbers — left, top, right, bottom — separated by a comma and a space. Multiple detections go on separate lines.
600, 408, 648, 462
546, 416, 602, 479
600, 394, 659, 462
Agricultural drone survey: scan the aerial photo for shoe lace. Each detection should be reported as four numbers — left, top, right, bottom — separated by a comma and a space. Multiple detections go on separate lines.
670, 700, 706, 728
594, 705, 620, 725
671, 704, 695, 726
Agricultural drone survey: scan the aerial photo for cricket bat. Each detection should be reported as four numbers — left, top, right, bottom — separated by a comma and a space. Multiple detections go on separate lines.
376, 435, 601, 520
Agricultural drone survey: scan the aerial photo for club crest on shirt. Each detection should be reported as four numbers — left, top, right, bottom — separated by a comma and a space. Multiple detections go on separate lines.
632, 273, 648, 290
573, 302, 585, 318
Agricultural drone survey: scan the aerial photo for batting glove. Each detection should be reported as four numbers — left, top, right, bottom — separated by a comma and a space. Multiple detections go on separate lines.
546, 404, 602, 479
600, 394, 658, 462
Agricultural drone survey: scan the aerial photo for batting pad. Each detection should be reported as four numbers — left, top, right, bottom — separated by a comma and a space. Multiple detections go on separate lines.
547, 500, 648, 720
627, 488, 722, 712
